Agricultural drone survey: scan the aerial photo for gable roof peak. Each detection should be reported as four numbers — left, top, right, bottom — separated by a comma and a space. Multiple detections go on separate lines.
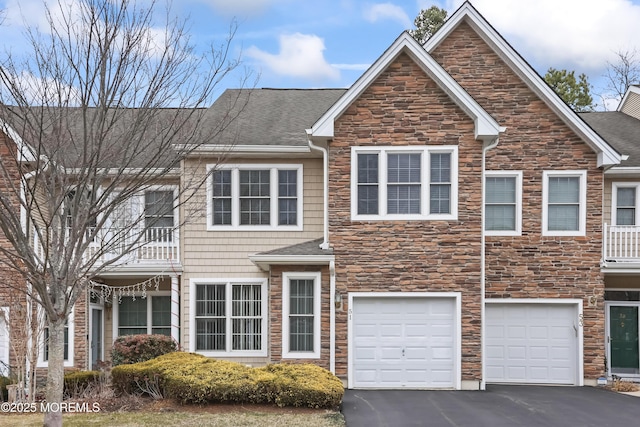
423, 0, 621, 167
311, 30, 503, 143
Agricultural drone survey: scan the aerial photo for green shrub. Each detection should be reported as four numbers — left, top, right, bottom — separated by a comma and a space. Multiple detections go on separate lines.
258, 364, 344, 408
63, 370, 101, 396
111, 352, 344, 408
0, 375, 13, 401
111, 334, 178, 366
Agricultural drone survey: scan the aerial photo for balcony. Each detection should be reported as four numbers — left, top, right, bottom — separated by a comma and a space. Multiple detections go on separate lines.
34, 226, 180, 271
603, 224, 640, 268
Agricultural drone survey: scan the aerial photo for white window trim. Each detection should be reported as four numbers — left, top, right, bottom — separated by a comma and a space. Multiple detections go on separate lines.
612, 182, 640, 226
38, 306, 75, 368
485, 171, 523, 236
112, 291, 172, 338
542, 170, 587, 236
282, 272, 322, 359
189, 278, 268, 357
206, 164, 304, 231
0, 307, 9, 376
350, 146, 458, 221
99, 185, 179, 247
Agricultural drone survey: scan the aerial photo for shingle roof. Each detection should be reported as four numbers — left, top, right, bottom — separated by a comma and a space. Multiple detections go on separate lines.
206, 88, 347, 147
256, 238, 333, 256
579, 112, 640, 167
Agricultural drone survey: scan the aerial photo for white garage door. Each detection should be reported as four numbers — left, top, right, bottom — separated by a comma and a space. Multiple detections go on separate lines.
486, 303, 578, 385
351, 296, 456, 388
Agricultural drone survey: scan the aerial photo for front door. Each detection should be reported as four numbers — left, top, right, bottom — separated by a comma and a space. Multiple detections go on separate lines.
608, 305, 640, 375
90, 306, 103, 370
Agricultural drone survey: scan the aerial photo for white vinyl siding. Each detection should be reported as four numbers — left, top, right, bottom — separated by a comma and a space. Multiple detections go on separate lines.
351, 146, 458, 220
542, 171, 586, 236
485, 171, 522, 236
207, 164, 303, 231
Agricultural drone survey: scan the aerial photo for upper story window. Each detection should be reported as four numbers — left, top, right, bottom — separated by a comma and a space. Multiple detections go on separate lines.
207, 164, 303, 230
144, 190, 175, 242
485, 171, 522, 236
542, 170, 586, 236
613, 183, 640, 225
351, 146, 458, 220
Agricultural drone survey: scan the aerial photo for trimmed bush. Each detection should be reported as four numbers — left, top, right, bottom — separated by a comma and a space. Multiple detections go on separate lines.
0, 375, 13, 401
63, 370, 101, 396
111, 334, 178, 366
258, 363, 344, 408
111, 352, 344, 408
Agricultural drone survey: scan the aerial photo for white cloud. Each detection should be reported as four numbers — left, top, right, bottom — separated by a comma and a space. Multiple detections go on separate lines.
364, 3, 413, 28
449, 0, 640, 72
246, 33, 340, 81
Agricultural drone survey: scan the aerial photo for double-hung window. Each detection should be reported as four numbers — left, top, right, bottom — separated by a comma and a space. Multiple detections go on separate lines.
144, 190, 175, 242
542, 171, 586, 236
282, 272, 321, 359
116, 293, 171, 337
351, 146, 458, 220
208, 164, 303, 230
485, 171, 522, 235
613, 183, 640, 226
191, 279, 267, 356
38, 308, 74, 368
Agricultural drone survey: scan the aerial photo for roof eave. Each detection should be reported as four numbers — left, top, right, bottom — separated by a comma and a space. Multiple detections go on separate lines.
248, 254, 335, 272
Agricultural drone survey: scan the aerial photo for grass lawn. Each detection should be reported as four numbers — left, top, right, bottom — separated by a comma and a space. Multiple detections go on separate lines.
0, 410, 345, 427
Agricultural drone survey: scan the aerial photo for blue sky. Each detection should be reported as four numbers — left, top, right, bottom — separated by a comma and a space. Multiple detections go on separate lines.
3, 0, 640, 109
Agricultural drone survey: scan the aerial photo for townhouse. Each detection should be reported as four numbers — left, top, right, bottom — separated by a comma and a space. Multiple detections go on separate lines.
3, 1, 640, 390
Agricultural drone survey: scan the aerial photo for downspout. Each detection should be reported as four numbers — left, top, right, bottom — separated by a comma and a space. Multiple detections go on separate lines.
306, 130, 329, 250
329, 260, 336, 374
481, 135, 501, 391
306, 130, 337, 373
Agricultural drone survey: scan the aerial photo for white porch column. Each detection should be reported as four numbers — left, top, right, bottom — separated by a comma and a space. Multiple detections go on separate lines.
170, 275, 180, 343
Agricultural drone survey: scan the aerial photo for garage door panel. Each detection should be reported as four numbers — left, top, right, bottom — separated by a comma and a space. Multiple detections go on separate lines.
352, 297, 456, 389
486, 303, 577, 385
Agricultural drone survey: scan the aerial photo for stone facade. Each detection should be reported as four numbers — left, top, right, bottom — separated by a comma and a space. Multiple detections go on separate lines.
431, 22, 605, 379
329, 52, 484, 381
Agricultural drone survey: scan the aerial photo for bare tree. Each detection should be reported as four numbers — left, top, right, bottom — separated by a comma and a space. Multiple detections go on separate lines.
0, 1, 249, 425
603, 48, 640, 105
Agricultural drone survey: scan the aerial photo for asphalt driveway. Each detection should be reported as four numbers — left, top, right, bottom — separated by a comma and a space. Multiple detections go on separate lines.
341, 385, 640, 427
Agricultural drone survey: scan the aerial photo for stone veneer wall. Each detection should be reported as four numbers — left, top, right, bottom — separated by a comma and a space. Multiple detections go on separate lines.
328, 52, 484, 381
430, 22, 606, 380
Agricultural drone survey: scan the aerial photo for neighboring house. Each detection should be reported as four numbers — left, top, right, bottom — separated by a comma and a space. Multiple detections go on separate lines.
3, 0, 640, 390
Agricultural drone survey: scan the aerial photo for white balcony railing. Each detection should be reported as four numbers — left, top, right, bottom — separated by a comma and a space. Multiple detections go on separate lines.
34, 226, 180, 268
603, 224, 640, 262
